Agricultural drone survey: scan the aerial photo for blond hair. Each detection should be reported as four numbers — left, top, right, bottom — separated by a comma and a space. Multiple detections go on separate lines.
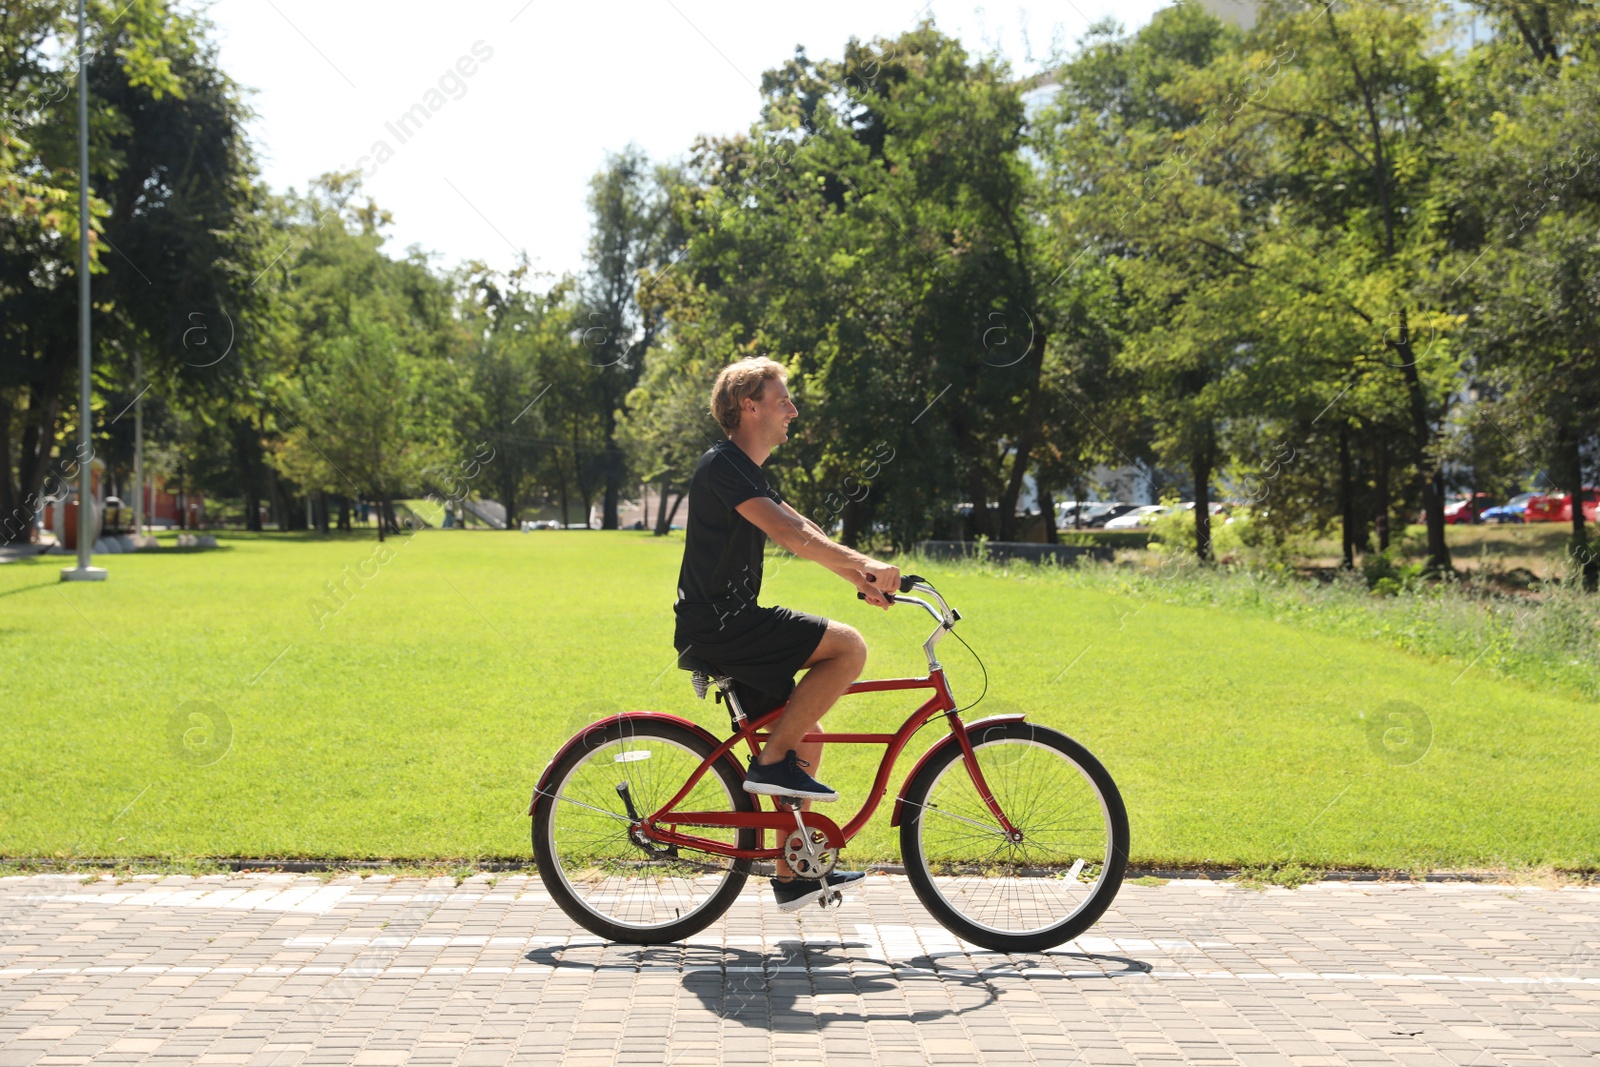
710, 357, 787, 435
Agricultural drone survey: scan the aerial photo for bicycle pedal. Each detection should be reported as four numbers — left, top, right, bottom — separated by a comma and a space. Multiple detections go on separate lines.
820, 890, 844, 909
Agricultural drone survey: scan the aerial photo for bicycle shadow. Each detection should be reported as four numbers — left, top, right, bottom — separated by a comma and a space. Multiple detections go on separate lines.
523, 940, 1151, 1029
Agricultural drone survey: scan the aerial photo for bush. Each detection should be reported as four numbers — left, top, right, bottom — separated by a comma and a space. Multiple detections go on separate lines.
1361, 548, 1427, 594
1148, 500, 1254, 562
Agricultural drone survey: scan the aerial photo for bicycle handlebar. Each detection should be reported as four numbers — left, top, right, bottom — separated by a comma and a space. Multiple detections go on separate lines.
855, 574, 961, 668
857, 572, 925, 595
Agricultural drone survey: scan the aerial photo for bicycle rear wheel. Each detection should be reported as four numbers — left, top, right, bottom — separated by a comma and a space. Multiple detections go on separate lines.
900, 719, 1128, 953
533, 718, 755, 944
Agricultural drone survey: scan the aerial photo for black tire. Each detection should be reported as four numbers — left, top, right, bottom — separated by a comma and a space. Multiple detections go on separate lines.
899, 720, 1129, 953
533, 718, 755, 944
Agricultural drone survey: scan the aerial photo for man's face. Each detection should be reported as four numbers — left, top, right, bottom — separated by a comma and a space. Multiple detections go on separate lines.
744, 379, 798, 446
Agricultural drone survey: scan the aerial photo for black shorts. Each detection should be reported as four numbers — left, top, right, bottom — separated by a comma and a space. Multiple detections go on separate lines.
674, 603, 829, 726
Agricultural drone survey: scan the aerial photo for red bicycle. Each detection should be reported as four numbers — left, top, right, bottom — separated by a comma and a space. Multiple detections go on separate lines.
530, 575, 1129, 953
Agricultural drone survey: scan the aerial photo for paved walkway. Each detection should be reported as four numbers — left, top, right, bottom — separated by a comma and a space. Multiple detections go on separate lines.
1, 873, 1596, 1065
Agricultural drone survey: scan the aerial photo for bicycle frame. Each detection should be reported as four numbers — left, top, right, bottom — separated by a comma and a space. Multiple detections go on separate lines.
641, 679, 1023, 862
534, 579, 1023, 862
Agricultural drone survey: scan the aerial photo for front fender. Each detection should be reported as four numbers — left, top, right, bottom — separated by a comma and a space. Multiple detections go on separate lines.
889, 713, 1027, 827
528, 712, 730, 818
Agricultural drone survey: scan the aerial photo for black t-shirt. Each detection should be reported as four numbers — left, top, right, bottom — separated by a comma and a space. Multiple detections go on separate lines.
674, 439, 781, 636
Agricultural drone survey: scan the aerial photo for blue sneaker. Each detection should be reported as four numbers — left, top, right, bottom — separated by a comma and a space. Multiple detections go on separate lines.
771, 870, 865, 912
743, 750, 838, 802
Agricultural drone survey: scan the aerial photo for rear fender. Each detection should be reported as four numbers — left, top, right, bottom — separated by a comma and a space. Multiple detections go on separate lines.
889, 713, 1028, 826
528, 712, 731, 818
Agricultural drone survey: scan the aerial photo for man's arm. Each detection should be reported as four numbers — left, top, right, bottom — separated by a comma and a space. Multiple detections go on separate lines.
735, 497, 900, 607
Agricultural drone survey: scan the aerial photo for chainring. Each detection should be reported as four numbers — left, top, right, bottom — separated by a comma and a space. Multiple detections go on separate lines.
782, 827, 839, 879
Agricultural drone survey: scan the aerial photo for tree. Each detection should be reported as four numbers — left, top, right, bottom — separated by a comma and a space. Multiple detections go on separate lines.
1451, 0, 1600, 587
455, 261, 575, 529
1040, 5, 1258, 560
1244, 0, 1462, 573
1, 0, 261, 544
578, 147, 681, 530
272, 309, 451, 542
660, 25, 1073, 546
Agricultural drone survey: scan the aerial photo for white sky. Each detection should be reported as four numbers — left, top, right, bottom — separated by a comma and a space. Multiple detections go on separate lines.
204, 0, 1169, 282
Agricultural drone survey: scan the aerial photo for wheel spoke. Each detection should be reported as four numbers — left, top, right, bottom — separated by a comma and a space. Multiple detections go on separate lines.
537, 725, 750, 937
906, 727, 1125, 944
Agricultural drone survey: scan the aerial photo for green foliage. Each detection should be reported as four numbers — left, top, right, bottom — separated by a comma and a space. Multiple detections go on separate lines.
2, 0, 264, 539
9, 0, 1600, 587
1362, 548, 1427, 595
271, 308, 452, 533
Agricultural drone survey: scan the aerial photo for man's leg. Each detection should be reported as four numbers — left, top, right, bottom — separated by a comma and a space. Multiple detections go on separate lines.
756, 620, 866, 765
765, 622, 863, 881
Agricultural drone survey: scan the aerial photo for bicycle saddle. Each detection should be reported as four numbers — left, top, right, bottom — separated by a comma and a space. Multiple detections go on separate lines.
676, 651, 723, 675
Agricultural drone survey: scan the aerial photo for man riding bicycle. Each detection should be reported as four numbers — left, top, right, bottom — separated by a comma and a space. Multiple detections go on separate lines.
674, 356, 899, 911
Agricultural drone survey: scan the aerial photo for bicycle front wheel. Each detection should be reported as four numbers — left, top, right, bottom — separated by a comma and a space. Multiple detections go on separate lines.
900, 720, 1128, 953
533, 718, 755, 944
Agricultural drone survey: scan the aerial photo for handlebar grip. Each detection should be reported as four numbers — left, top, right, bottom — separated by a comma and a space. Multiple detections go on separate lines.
864, 573, 927, 594
856, 591, 894, 605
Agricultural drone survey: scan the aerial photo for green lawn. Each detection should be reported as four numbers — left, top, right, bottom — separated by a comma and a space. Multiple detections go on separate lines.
2, 530, 1595, 871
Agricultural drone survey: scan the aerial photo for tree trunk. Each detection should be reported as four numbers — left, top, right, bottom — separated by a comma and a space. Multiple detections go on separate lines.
1373, 432, 1391, 552
997, 331, 1048, 542
233, 417, 264, 532
1390, 310, 1450, 573
653, 476, 674, 536
316, 490, 330, 534
337, 495, 352, 532
1191, 441, 1213, 563
1038, 487, 1058, 544
948, 413, 993, 541
1339, 421, 1356, 569
601, 406, 621, 530
266, 464, 284, 531
1565, 430, 1597, 591
0, 399, 25, 545
965, 463, 993, 541
376, 492, 387, 542
1, 360, 70, 545
500, 463, 518, 535
556, 467, 570, 528
840, 498, 864, 549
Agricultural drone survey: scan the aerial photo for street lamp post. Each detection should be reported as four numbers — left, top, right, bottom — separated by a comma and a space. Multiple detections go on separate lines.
62, 0, 106, 582
134, 349, 144, 537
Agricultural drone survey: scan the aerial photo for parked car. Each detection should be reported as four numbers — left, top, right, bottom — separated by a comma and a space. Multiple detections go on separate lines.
1103, 504, 1169, 529
1057, 501, 1129, 527
1085, 502, 1138, 527
1524, 488, 1600, 524
1179, 501, 1228, 517
1480, 492, 1540, 524
1442, 492, 1499, 525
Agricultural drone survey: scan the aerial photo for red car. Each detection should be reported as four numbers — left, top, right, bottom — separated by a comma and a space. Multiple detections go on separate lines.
1437, 492, 1498, 525
1524, 488, 1600, 524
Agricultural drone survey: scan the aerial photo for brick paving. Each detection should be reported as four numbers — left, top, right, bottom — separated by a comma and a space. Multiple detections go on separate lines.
0, 872, 1596, 1065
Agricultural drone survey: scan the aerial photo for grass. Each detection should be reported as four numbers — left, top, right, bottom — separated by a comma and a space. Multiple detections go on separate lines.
1298, 522, 1578, 579
1, 529, 1596, 873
